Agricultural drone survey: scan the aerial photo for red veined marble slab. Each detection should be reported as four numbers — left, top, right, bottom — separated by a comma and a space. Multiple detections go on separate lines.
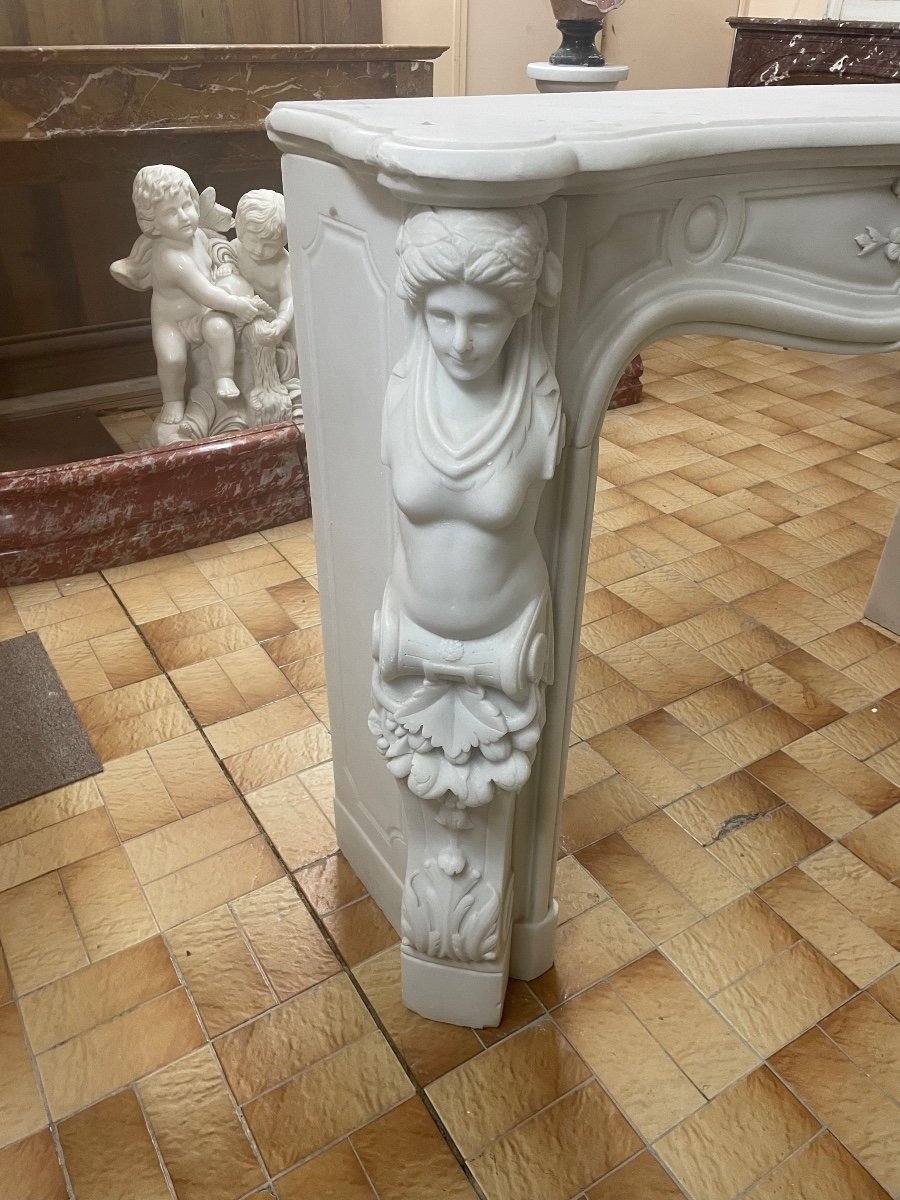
0, 422, 310, 585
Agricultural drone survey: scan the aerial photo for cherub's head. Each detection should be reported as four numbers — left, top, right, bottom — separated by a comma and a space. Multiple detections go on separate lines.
133, 165, 200, 242
235, 190, 287, 264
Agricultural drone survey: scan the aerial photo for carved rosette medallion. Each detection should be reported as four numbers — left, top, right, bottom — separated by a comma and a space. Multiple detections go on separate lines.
368, 205, 563, 990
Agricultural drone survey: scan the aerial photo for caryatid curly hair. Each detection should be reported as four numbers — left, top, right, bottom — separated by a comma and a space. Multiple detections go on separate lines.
395, 206, 562, 319
132, 165, 200, 235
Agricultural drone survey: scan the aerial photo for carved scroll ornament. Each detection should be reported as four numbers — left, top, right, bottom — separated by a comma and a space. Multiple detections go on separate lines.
369, 206, 563, 964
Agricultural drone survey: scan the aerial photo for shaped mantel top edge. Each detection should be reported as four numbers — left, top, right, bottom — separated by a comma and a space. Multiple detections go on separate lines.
267, 85, 900, 203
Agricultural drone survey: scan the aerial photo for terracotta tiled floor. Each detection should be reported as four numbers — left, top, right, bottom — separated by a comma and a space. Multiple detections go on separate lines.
3, 334, 900, 1199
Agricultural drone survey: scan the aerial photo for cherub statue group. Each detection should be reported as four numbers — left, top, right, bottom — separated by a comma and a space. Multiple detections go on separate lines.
111, 164, 301, 447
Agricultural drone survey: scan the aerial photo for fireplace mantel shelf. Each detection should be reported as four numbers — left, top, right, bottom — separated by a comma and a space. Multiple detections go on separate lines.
269, 86, 900, 188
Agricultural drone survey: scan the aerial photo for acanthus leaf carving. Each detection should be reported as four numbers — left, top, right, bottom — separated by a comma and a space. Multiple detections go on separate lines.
370, 654, 545, 808
395, 680, 508, 759
401, 860, 512, 963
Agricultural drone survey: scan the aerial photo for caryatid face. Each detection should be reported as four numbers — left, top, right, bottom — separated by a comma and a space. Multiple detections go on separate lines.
423, 282, 519, 384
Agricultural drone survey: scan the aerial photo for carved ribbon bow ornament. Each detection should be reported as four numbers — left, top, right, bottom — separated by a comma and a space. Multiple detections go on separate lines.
854, 179, 900, 265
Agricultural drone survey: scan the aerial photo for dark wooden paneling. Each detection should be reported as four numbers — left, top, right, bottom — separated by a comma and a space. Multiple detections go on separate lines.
0, 3, 29, 44
103, 0, 182, 43
58, 177, 151, 329
296, 0, 326, 41
23, 0, 106, 43
323, 0, 382, 42
0, 0, 381, 44
0, 183, 83, 338
176, 0, 300, 44
296, 0, 382, 42
0, 326, 158, 398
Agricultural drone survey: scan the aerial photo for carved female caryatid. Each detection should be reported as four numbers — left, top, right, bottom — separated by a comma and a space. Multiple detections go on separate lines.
369, 206, 563, 989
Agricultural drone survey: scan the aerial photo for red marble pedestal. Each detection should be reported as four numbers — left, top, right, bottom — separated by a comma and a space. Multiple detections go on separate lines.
609, 355, 644, 409
0, 423, 310, 585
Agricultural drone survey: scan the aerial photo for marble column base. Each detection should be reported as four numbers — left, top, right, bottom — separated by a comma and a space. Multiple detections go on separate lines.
401, 949, 507, 1028
510, 899, 559, 980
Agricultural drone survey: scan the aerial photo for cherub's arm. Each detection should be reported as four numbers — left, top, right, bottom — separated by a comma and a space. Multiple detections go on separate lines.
271, 255, 294, 332
163, 248, 265, 321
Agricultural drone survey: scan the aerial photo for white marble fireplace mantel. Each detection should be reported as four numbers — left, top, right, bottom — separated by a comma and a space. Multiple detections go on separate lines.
268, 86, 900, 1027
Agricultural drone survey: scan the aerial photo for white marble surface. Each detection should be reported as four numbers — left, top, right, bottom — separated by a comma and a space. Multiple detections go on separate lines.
268, 86, 900, 188
271, 86, 900, 1025
526, 62, 629, 91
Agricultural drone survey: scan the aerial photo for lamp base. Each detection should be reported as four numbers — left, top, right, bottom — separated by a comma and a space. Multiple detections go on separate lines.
527, 61, 629, 93
549, 18, 605, 67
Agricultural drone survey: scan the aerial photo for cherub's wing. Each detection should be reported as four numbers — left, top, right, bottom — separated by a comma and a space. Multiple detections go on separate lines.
199, 186, 234, 234
202, 228, 239, 277
109, 234, 154, 291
